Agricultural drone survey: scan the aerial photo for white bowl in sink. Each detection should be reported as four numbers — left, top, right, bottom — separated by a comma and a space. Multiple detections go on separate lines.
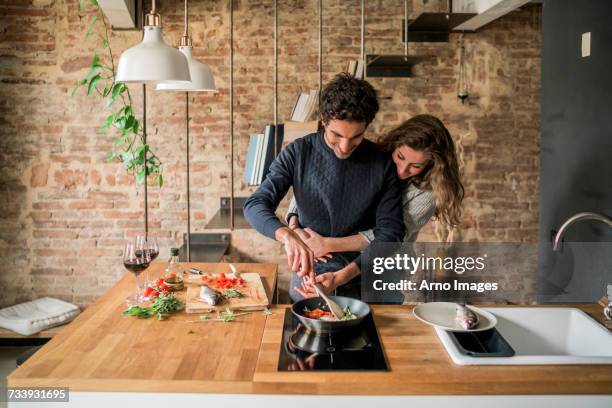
436, 307, 612, 365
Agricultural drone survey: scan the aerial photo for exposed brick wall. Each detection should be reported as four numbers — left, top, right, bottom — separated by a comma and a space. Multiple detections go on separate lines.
0, 0, 540, 307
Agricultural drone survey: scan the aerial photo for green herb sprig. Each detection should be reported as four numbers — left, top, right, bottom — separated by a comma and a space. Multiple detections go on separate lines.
221, 289, 245, 300
123, 293, 183, 320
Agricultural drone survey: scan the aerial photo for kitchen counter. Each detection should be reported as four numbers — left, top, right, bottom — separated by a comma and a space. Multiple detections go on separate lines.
7, 262, 276, 393
7, 262, 612, 397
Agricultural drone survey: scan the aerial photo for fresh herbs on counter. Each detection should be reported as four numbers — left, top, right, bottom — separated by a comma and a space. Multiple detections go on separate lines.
221, 288, 245, 300
123, 293, 183, 320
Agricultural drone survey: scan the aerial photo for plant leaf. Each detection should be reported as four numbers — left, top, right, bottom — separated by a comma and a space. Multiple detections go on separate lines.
157, 173, 163, 187
136, 170, 146, 185
100, 113, 114, 132
114, 116, 127, 130
105, 96, 116, 108
111, 82, 125, 99
87, 74, 101, 95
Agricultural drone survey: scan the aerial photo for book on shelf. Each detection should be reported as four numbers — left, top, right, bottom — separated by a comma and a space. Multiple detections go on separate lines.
345, 59, 364, 79
355, 59, 364, 79
246, 133, 264, 185
243, 125, 285, 186
290, 90, 319, 123
346, 60, 357, 76
253, 129, 268, 185
244, 133, 263, 186
260, 124, 284, 182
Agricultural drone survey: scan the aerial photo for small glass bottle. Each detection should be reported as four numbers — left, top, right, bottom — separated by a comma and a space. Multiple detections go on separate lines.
163, 248, 184, 290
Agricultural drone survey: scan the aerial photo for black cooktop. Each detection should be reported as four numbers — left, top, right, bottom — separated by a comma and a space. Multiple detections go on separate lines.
277, 308, 389, 371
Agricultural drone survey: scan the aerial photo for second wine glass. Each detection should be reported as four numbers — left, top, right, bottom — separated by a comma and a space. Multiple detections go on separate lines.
136, 236, 159, 288
123, 240, 150, 306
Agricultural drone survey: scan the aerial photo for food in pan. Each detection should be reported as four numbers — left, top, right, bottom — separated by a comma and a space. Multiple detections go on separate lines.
455, 303, 479, 330
302, 305, 357, 321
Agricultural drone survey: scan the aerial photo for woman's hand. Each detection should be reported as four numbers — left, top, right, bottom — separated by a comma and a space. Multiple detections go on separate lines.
293, 273, 338, 299
295, 228, 333, 261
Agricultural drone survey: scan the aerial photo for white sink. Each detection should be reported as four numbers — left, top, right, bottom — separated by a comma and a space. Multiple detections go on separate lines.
436, 307, 612, 365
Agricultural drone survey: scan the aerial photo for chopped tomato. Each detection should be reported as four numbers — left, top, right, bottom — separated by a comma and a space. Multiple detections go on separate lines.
303, 308, 333, 319
214, 274, 243, 290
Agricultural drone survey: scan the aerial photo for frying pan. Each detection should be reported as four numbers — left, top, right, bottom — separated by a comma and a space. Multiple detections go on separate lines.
291, 296, 371, 334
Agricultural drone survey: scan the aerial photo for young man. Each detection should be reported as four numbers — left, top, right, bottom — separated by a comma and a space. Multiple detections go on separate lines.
244, 73, 405, 301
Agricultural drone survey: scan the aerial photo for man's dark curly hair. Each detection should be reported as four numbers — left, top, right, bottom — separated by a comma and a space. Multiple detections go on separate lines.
319, 73, 379, 125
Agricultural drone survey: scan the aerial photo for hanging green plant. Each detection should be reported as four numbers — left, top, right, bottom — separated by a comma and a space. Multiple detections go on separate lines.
72, 0, 164, 187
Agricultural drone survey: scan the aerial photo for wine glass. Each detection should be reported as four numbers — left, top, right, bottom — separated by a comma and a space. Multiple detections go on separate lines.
123, 240, 150, 306
135, 235, 159, 288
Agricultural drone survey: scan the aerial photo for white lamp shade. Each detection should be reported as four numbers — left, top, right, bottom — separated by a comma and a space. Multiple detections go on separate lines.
156, 46, 217, 92
116, 26, 191, 84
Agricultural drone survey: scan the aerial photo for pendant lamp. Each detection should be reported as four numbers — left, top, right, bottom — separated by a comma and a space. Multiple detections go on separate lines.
116, 0, 191, 84
156, 0, 216, 91
155, 0, 217, 261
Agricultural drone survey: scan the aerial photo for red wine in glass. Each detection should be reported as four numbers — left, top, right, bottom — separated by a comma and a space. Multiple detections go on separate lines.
135, 249, 158, 261
124, 242, 150, 306
123, 258, 150, 276
135, 236, 159, 288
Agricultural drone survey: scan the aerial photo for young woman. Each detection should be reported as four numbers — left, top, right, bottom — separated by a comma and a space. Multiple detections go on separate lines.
287, 114, 464, 260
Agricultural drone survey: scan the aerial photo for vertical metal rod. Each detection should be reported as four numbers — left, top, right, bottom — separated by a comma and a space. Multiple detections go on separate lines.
404, 0, 408, 57
229, 0, 235, 230
360, 0, 365, 61
185, 91, 191, 262
318, 0, 322, 93
274, 0, 278, 157
184, 0, 188, 36
143, 83, 148, 240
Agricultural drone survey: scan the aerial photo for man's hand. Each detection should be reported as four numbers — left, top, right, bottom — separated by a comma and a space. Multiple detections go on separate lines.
288, 215, 300, 231
275, 227, 314, 278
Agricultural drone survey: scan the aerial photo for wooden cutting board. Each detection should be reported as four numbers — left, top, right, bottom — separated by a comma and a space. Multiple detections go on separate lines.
185, 272, 269, 313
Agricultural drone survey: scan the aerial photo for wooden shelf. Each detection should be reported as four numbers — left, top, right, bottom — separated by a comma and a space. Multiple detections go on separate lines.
283, 120, 319, 144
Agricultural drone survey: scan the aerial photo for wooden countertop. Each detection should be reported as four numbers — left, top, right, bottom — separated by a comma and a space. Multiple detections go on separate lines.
8, 262, 277, 393
255, 304, 612, 395
7, 264, 612, 395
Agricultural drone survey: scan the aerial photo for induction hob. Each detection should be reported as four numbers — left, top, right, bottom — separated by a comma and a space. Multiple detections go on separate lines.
277, 308, 389, 371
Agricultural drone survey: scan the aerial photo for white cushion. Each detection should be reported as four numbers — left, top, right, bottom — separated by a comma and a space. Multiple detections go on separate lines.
0, 297, 80, 336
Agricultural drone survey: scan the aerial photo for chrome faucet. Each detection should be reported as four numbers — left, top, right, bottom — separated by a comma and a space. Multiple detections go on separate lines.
552, 212, 612, 323
552, 212, 612, 251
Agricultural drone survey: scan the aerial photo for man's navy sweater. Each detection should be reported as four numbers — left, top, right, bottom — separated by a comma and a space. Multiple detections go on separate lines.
243, 131, 405, 269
